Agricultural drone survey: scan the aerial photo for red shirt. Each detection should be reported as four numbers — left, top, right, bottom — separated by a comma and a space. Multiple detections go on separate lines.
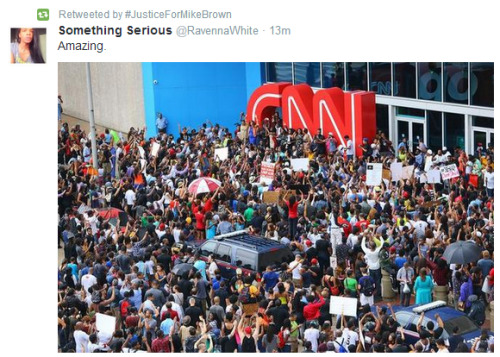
125, 315, 139, 328
303, 295, 325, 321
195, 211, 205, 230
151, 336, 170, 353
337, 217, 352, 236
203, 199, 213, 213
286, 201, 299, 219
161, 309, 179, 322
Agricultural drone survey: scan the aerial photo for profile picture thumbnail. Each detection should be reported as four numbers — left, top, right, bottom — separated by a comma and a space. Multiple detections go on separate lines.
10, 27, 46, 63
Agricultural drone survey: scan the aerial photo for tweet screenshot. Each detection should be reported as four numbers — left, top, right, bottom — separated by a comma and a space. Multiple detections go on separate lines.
2, 0, 497, 354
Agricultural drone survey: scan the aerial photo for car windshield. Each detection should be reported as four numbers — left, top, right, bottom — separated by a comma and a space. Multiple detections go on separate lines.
444, 316, 479, 336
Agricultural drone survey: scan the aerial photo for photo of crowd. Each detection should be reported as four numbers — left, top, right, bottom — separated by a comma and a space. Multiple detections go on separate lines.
58, 108, 494, 353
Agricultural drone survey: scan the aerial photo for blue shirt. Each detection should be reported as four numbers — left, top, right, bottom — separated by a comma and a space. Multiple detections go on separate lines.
395, 257, 407, 269
263, 271, 280, 290
130, 289, 142, 309
160, 318, 174, 336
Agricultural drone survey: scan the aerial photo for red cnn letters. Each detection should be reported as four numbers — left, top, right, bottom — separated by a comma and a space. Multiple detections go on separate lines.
246, 83, 376, 156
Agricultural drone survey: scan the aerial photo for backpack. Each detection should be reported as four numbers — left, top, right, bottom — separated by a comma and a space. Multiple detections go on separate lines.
361, 277, 375, 297
238, 285, 252, 304
334, 339, 348, 353
277, 330, 286, 349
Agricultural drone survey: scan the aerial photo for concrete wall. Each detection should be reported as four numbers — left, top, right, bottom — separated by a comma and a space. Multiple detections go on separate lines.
58, 62, 145, 133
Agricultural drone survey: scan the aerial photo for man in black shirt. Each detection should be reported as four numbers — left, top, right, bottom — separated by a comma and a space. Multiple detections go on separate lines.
185, 297, 203, 328
155, 247, 171, 274
266, 299, 289, 331
315, 235, 331, 273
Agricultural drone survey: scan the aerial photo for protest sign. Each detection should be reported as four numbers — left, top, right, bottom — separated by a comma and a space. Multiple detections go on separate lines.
262, 191, 280, 204
214, 147, 229, 161
401, 165, 414, 180
96, 313, 116, 336
366, 163, 383, 186
329, 296, 358, 317
290, 158, 309, 172
440, 164, 460, 180
421, 200, 442, 209
260, 162, 275, 184
427, 169, 441, 184
390, 162, 403, 182
151, 142, 161, 157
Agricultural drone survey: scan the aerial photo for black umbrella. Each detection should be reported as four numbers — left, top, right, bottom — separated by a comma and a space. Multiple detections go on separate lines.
443, 241, 483, 265
171, 263, 194, 277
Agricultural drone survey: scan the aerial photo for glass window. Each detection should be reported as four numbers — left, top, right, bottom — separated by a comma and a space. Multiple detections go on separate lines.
396, 107, 425, 118
266, 62, 293, 82
376, 104, 389, 137
346, 62, 367, 91
418, 62, 442, 101
258, 249, 294, 272
444, 62, 468, 104
235, 249, 256, 270
395, 312, 416, 330
294, 62, 320, 87
471, 62, 494, 107
444, 317, 478, 336
472, 116, 494, 129
321, 62, 345, 89
215, 244, 232, 263
444, 113, 465, 150
427, 111, 443, 151
393, 62, 416, 98
369, 62, 391, 95
200, 241, 218, 257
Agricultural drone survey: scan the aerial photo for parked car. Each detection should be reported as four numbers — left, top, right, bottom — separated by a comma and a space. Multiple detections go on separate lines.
389, 301, 493, 348
196, 230, 295, 280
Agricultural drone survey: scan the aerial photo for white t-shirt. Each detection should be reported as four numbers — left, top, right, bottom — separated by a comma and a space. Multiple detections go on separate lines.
304, 328, 320, 352
485, 171, 494, 189
81, 274, 97, 294
289, 261, 302, 280
345, 140, 354, 156
125, 190, 136, 205
342, 328, 359, 347
74, 330, 90, 353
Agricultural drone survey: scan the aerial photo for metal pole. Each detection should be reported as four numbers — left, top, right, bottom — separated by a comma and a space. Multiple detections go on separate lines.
86, 62, 98, 170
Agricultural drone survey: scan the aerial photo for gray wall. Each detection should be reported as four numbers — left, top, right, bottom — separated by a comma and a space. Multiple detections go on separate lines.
58, 62, 145, 133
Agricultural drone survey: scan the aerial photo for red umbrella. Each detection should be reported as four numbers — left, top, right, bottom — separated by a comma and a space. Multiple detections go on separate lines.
188, 177, 221, 195
96, 208, 128, 227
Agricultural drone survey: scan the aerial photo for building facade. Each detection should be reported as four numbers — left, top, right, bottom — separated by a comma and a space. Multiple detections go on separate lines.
265, 62, 494, 154
59, 62, 493, 155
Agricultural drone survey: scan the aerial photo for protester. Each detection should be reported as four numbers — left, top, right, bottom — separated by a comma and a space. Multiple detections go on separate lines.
58, 112, 494, 353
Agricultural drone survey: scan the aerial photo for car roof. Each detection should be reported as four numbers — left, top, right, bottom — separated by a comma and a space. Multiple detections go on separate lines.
394, 304, 466, 321
222, 236, 288, 253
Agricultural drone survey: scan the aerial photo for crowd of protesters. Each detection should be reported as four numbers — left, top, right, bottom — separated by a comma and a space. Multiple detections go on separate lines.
58, 111, 494, 353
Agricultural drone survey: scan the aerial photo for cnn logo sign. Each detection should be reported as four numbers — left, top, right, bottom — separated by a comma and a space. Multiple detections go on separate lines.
246, 83, 376, 156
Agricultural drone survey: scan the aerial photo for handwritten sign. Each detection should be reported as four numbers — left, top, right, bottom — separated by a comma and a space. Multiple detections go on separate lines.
262, 191, 280, 204
366, 163, 383, 186
440, 164, 460, 180
260, 162, 276, 184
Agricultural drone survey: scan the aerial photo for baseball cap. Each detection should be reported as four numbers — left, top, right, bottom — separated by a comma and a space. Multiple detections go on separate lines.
244, 326, 252, 335
305, 240, 312, 247
311, 258, 318, 265
236, 268, 242, 275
